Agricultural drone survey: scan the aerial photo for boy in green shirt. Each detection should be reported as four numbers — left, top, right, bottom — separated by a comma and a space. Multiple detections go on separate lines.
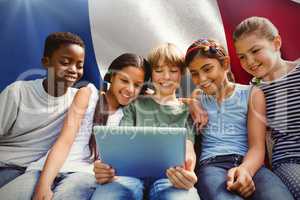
92, 43, 200, 200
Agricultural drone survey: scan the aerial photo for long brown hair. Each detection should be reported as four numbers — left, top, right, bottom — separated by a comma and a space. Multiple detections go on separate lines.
89, 91, 109, 160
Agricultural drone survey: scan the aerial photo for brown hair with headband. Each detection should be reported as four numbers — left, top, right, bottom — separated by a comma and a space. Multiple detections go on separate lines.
185, 38, 235, 82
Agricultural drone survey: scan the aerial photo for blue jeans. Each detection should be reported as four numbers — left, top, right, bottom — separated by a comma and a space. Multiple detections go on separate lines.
197, 154, 294, 200
0, 170, 96, 200
0, 165, 26, 188
148, 178, 200, 200
91, 176, 200, 200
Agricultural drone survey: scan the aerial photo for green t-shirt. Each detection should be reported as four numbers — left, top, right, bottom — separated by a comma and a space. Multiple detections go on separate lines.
120, 96, 195, 143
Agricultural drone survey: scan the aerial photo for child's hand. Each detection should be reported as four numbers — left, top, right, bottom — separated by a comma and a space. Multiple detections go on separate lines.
94, 160, 116, 184
226, 166, 255, 198
166, 159, 197, 190
189, 100, 208, 132
178, 97, 208, 132
179, 97, 208, 132
32, 183, 53, 200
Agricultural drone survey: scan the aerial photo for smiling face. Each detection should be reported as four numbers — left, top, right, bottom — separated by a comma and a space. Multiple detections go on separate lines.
234, 33, 281, 80
188, 56, 228, 96
43, 43, 85, 87
151, 64, 182, 98
109, 66, 145, 106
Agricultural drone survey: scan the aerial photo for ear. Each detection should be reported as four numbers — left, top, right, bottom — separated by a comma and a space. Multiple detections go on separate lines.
273, 35, 282, 51
222, 56, 230, 71
41, 57, 50, 68
109, 72, 116, 83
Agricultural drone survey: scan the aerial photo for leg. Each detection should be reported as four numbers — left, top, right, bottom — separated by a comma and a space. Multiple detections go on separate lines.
0, 166, 26, 188
52, 172, 97, 200
273, 163, 300, 200
90, 176, 144, 200
251, 166, 294, 200
0, 170, 40, 200
148, 178, 200, 200
197, 166, 243, 200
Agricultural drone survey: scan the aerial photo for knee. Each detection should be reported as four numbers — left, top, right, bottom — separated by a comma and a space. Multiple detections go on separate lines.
91, 178, 144, 200
155, 187, 200, 200
0, 171, 40, 200
151, 179, 199, 200
53, 174, 97, 200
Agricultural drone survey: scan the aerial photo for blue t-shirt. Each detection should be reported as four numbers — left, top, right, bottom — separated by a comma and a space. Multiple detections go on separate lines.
199, 84, 252, 161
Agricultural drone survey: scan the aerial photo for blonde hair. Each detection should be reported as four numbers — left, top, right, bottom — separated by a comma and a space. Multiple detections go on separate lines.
147, 43, 186, 74
233, 16, 279, 42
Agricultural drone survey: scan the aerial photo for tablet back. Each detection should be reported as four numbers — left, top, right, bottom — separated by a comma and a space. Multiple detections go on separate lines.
94, 126, 186, 178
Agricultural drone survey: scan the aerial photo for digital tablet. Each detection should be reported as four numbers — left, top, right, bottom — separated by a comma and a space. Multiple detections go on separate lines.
93, 126, 186, 178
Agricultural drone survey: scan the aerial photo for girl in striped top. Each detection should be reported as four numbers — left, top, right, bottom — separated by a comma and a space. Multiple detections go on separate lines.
186, 38, 293, 200
234, 16, 300, 199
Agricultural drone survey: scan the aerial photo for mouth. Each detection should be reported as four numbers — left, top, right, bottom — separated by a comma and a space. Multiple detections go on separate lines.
64, 75, 77, 82
249, 64, 261, 72
200, 81, 212, 89
120, 92, 133, 101
159, 82, 175, 88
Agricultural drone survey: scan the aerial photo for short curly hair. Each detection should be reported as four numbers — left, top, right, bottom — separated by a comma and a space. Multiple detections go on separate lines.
43, 32, 85, 57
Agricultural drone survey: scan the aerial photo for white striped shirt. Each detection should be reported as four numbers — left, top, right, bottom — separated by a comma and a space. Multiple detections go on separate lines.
255, 64, 300, 165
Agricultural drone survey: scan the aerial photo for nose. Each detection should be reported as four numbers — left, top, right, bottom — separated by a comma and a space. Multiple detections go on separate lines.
68, 64, 77, 73
126, 83, 135, 96
197, 72, 207, 84
246, 55, 255, 66
163, 71, 170, 80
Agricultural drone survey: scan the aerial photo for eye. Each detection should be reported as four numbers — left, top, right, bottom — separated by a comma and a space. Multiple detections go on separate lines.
77, 63, 84, 69
170, 69, 179, 73
238, 55, 245, 60
120, 78, 129, 83
60, 59, 70, 66
202, 66, 212, 73
134, 83, 142, 89
252, 49, 260, 54
154, 68, 163, 73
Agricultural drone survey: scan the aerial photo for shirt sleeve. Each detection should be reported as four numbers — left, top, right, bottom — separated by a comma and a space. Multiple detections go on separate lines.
0, 82, 21, 136
119, 102, 136, 126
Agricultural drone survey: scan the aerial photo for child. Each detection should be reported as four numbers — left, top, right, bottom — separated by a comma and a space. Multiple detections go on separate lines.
185, 38, 293, 200
0, 53, 151, 200
0, 32, 84, 188
233, 16, 300, 199
91, 43, 200, 200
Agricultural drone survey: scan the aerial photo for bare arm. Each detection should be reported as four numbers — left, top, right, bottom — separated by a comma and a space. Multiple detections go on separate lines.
241, 87, 266, 176
33, 87, 91, 199
186, 140, 197, 171
227, 87, 266, 198
166, 140, 197, 190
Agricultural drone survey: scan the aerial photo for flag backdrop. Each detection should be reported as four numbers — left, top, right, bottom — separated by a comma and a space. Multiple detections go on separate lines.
1, 0, 299, 94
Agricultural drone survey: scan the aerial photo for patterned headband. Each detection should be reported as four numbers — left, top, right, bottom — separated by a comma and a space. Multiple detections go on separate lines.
187, 39, 225, 56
